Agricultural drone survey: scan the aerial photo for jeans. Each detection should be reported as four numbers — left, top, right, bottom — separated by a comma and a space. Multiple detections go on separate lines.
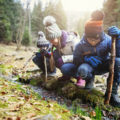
61, 58, 120, 84
61, 63, 78, 78
61, 60, 109, 80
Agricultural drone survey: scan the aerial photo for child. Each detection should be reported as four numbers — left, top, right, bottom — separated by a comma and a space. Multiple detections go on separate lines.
33, 31, 56, 76
43, 16, 85, 86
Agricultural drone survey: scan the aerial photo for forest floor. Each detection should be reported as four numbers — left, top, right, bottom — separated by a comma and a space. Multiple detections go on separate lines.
0, 43, 92, 120
0, 43, 120, 120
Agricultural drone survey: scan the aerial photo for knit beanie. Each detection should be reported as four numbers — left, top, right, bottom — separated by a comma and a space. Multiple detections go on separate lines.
37, 31, 49, 48
43, 16, 62, 41
85, 10, 104, 38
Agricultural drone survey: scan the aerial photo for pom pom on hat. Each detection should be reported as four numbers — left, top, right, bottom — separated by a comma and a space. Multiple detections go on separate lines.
91, 10, 104, 21
43, 16, 56, 27
38, 31, 44, 37
37, 31, 49, 48
43, 16, 62, 41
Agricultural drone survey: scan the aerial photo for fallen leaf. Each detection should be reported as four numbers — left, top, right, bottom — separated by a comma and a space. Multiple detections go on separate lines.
7, 117, 13, 120
6, 95, 16, 97
55, 113, 61, 119
26, 113, 36, 118
46, 104, 53, 108
6, 112, 17, 116
16, 116, 21, 120
17, 97, 24, 100
34, 107, 41, 111
28, 115, 42, 120
90, 110, 96, 117
24, 103, 32, 109
81, 115, 92, 120
24, 95, 30, 101
32, 102, 43, 106
70, 115, 80, 120
9, 101, 25, 111
42, 97, 45, 100
1, 91, 7, 95
62, 109, 69, 113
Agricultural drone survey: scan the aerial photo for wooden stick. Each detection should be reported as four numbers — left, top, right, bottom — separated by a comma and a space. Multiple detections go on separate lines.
49, 53, 55, 72
44, 56, 47, 82
23, 53, 35, 69
104, 36, 116, 104
49, 46, 55, 72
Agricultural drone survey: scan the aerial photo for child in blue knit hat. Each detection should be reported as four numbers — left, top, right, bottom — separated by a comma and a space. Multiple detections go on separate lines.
33, 31, 56, 76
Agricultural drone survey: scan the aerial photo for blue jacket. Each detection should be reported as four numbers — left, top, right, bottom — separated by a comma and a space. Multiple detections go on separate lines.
73, 32, 111, 67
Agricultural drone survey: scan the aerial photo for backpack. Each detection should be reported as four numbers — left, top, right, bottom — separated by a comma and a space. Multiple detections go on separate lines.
60, 32, 80, 63
60, 32, 80, 55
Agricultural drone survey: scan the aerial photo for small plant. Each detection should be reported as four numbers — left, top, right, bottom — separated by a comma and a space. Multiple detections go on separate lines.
70, 104, 88, 116
92, 106, 102, 120
62, 104, 67, 109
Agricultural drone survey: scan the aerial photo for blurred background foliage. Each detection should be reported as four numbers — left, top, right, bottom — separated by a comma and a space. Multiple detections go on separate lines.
0, 0, 119, 47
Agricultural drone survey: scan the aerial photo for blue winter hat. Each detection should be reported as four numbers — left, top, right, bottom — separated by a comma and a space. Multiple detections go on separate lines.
37, 31, 49, 48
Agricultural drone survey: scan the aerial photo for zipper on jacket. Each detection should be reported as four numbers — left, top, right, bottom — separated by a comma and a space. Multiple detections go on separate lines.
94, 47, 96, 54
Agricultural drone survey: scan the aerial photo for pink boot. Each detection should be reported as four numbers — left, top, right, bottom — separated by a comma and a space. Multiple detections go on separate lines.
76, 77, 85, 87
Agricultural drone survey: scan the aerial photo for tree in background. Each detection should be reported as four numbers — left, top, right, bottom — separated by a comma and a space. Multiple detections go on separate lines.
22, 27, 31, 46
75, 12, 90, 37
12, 1, 23, 42
16, 0, 31, 50
0, 0, 22, 43
103, 0, 120, 31
31, 0, 67, 40
46, 0, 67, 30
31, 1, 45, 35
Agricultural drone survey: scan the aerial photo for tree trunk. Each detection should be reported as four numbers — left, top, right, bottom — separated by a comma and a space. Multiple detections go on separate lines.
16, 1, 30, 51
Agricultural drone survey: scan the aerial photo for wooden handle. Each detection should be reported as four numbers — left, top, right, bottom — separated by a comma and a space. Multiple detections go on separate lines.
44, 56, 47, 82
104, 36, 116, 104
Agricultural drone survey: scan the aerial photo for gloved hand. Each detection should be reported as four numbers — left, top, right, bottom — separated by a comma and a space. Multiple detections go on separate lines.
84, 56, 103, 68
35, 52, 41, 57
108, 26, 120, 37
40, 49, 52, 58
40, 49, 47, 56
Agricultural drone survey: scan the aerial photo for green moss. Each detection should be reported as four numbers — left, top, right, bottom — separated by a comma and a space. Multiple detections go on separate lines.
44, 79, 59, 90
8, 97, 19, 102
33, 92, 42, 99
0, 64, 13, 75
30, 78, 38, 86
29, 77, 43, 86
61, 83, 78, 99
0, 101, 8, 108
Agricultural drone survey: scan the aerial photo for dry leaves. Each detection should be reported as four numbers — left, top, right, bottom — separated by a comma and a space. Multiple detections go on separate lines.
90, 110, 96, 117
80, 115, 92, 120
62, 109, 70, 113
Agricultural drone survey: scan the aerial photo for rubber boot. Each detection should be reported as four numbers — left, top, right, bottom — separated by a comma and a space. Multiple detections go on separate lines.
109, 57, 120, 107
84, 77, 94, 90
77, 63, 94, 90
109, 82, 120, 107
76, 77, 85, 87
